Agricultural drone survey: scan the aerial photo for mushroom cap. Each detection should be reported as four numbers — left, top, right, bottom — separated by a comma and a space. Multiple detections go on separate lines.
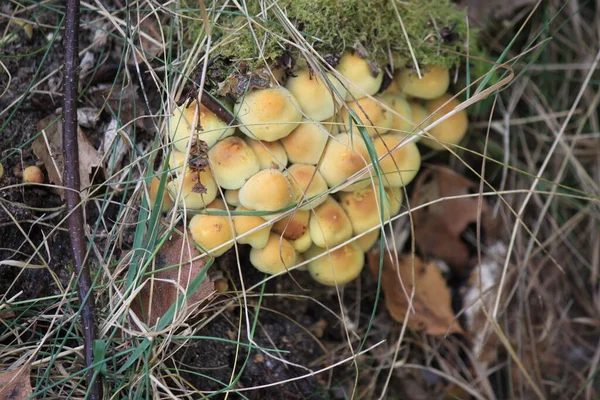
208, 136, 260, 189
339, 185, 403, 234
239, 169, 294, 212
168, 150, 188, 171
23, 165, 44, 184
309, 196, 353, 248
336, 52, 384, 101
249, 233, 297, 275
206, 198, 227, 210
280, 120, 330, 165
373, 134, 421, 187
169, 100, 235, 152
396, 65, 450, 100
286, 164, 328, 210
272, 210, 310, 241
167, 168, 218, 210
149, 176, 174, 212
422, 94, 469, 150
224, 189, 241, 207
407, 101, 429, 141
234, 87, 303, 142
339, 96, 394, 137
233, 206, 272, 249
244, 138, 288, 171
305, 242, 365, 286
379, 94, 413, 135
285, 68, 347, 121
318, 133, 371, 192
354, 229, 381, 252
189, 214, 234, 257
290, 229, 313, 253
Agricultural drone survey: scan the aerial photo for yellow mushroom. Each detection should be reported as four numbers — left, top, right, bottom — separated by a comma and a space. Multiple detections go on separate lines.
285, 68, 347, 121
280, 120, 330, 165
318, 133, 371, 192
244, 138, 288, 171
234, 87, 302, 142
354, 229, 381, 252
224, 189, 241, 207
336, 52, 383, 100
286, 164, 328, 211
396, 64, 450, 100
249, 233, 297, 274
189, 214, 234, 257
379, 94, 413, 135
339, 186, 403, 234
149, 176, 174, 212
305, 242, 365, 286
167, 168, 218, 210
23, 165, 44, 184
308, 196, 353, 248
208, 136, 260, 189
233, 206, 272, 249
339, 96, 394, 137
421, 94, 469, 150
239, 169, 294, 213
272, 210, 313, 252
407, 101, 429, 141
169, 100, 234, 152
373, 134, 421, 187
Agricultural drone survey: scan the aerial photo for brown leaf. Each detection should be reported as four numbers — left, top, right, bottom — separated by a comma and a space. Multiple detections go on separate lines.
368, 251, 463, 335
411, 166, 498, 276
33, 115, 105, 198
131, 233, 214, 327
0, 365, 32, 399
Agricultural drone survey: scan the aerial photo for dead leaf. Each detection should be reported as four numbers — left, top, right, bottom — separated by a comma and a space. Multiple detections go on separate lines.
131, 233, 214, 327
33, 115, 105, 198
368, 251, 463, 335
411, 166, 498, 276
0, 365, 32, 399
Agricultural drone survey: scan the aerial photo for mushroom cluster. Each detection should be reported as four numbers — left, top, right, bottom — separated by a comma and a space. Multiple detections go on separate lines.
154, 53, 468, 287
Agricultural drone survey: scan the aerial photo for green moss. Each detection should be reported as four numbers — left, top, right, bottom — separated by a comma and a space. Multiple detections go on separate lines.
182, 0, 479, 91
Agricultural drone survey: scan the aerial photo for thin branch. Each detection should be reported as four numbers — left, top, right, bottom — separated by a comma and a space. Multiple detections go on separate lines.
63, 0, 102, 398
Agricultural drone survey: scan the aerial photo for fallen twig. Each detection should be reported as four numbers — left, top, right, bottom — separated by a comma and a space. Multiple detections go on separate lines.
63, 0, 102, 398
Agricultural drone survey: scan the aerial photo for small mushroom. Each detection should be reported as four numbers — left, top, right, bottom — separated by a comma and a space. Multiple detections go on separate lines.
379, 94, 413, 135
224, 189, 241, 207
318, 133, 371, 192
354, 229, 381, 252
273, 210, 313, 253
280, 120, 330, 165
308, 196, 353, 248
189, 214, 234, 257
234, 87, 302, 142
407, 101, 429, 141
339, 96, 394, 137
286, 164, 328, 210
285, 68, 347, 121
244, 138, 288, 171
249, 233, 297, 274
233, 206, 272, 249
339, 186, 403, 234
149, 176, 174, 212
396, 65, 450, 100
23, 165, 44, 184
167, 169, 218, 210
169, 100, 235, 152
168, 150, 188, 171
208, 136, 260, 190
422, 94, 468, 150
373, 134, 421, 188
336, 52, 384, 101
304, 242, 365, 286
239, 169, 294, 213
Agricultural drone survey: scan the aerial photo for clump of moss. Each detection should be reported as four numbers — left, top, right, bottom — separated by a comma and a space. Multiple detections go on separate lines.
182, 0, 478, 92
